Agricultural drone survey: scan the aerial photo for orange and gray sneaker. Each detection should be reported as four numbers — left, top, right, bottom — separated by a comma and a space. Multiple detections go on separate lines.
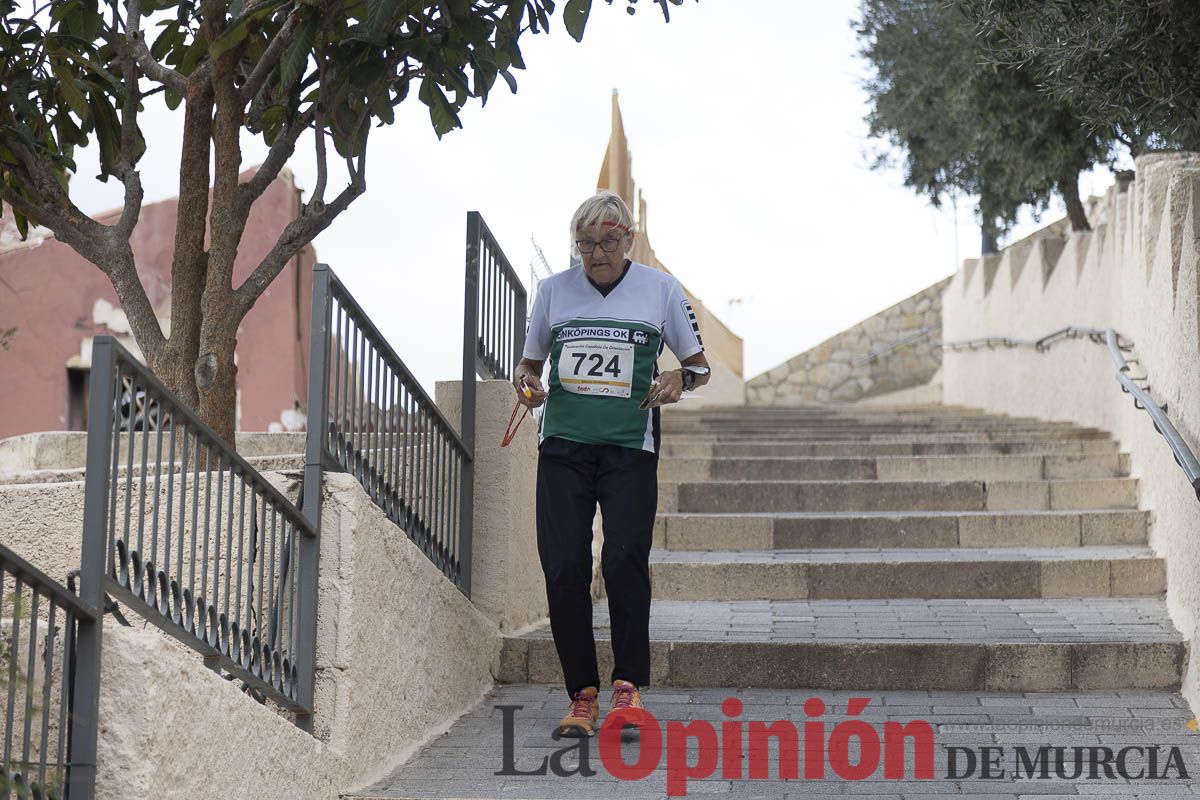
555, 686, 600, 737
604, 679, 646, 730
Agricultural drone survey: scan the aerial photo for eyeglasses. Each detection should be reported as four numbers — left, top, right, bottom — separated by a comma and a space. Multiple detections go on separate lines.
576, 237, 624, 254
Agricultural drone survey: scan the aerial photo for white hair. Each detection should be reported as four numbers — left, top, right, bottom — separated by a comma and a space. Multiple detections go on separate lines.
569, 191, 635, 258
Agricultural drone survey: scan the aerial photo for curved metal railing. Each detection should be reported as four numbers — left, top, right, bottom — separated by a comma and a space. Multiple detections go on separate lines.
942, 326, 1200, 499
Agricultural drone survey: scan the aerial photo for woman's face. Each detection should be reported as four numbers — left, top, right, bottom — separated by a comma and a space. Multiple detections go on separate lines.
576, 221, 630, 286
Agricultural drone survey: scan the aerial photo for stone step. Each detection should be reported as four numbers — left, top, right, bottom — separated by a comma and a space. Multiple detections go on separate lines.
0, 430, 306, 473
500, 598, 1186, 691
661, 478, 1139, 513
0, 453, 305, 486
659, 439, 1119, 458
653, 510, 1149, 550
663, 429, 1112, 444
662, 422, 1099, 434
658, 452, 1128, 482
349, 684, 1200, 800
647, 546, 1164, 600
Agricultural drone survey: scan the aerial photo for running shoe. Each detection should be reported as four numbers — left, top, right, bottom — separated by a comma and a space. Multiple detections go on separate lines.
555, 686, 599, 737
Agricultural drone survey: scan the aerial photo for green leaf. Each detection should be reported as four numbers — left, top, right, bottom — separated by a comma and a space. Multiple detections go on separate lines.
87, 91, 119, 177
278, 17, 316, 90
366, 0, 396, 36
498, 68, 517, 93
150, 22, 180, 60
51, 62, 89, 118
418, 77, 460, 138
210, 17, 250, 59
562, 0, 590, 42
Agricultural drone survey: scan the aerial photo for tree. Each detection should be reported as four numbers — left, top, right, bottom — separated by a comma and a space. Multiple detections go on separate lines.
960, 0, 1200, 153
0, 0, 692, 444
856, 0, 1112, 250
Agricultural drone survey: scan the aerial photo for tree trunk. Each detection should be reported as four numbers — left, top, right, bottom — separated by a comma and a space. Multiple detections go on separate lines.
981, 227, 999, 255
1060, 174, 1091, 231
193, 327, 239, 447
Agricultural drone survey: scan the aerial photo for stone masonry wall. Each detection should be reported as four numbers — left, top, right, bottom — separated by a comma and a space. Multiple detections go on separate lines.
746, 277, 950, 405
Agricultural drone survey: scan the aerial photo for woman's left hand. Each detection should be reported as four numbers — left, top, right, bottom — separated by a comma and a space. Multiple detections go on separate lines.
644, 370, 684, 408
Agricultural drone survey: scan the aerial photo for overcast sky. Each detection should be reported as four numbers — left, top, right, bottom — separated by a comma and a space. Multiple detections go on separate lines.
66, 0, 1121, 388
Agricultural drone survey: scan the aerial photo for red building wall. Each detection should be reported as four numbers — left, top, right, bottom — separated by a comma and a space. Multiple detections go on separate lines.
0, 167, 315, 439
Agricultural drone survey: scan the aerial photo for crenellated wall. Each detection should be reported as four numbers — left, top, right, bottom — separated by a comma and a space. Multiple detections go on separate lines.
942, 152, 1200, 710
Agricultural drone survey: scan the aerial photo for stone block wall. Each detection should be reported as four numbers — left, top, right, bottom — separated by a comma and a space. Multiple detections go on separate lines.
746, 277, 950, 405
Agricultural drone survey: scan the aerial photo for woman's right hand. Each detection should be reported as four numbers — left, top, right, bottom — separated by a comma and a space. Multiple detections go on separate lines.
516, 374, 547, 409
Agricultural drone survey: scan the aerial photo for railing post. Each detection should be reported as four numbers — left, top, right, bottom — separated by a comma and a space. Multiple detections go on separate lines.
297, 263, 332, 729
70, 336, 117, 799
513, 283, 527, 381
460, 214, 481, 596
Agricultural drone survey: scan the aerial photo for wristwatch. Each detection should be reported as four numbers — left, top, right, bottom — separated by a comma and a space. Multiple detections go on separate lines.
679, 365, 711, 392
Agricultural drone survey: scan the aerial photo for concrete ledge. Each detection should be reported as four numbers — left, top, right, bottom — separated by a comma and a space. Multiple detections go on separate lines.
502, 638, 1186, 691
0, 431, 306, 473
659, 439, 1118, 459
652, 510, 1150, 550
669, 479, 1140, 514
648, 551, 1164, 600
657, 452, 1127, 484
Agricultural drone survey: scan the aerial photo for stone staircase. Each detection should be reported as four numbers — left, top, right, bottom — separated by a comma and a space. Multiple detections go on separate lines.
351, 404, 1198, 799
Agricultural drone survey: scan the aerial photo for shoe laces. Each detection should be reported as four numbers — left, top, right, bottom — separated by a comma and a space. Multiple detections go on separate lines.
611, 683, 638, 710
568, 689, 596, 718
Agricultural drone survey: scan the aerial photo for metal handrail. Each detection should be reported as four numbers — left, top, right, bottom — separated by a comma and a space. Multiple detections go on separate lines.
465, 211, 527, 382
80, 337, 317, 733
942, 326, 1200, 498
307, 264, 474, 595
0, 543, 90, 800
323, 268, 470, 457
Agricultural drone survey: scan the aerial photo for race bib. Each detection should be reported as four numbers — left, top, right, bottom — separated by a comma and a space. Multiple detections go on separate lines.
558, 340, 635, 398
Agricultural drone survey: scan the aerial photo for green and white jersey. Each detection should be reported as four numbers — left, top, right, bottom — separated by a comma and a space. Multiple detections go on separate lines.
524, 261, 705, 453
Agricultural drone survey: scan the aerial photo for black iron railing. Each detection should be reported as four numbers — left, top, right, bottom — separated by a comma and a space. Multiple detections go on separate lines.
0, 544, 95, 800
307, 265, 474, 594
465, 211, 527, 383
80, 337, 318, 730
943, 326, 1200, 498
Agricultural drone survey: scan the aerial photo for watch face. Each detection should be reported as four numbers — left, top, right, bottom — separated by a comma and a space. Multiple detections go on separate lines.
684, 365, 711, 376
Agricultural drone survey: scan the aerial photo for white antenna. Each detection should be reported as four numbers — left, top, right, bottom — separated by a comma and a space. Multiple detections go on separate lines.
529, 234, 555, 293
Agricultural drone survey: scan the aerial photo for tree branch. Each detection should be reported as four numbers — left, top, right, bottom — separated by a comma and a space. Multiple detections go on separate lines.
311, 52, 328, 205
234, 124, 368, 314
114, 0, 145, 236
240, 9, 300, 103
0, 183, 80, 244
207, 55, 249, 290
0, 184, 165, 357
238, 104, 315, 210
106, 249, 167, 359
99, 26, 187, 94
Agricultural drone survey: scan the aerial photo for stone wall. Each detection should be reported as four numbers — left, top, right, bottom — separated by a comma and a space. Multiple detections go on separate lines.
941, 152, 1200, 714
746, 278, 950, 405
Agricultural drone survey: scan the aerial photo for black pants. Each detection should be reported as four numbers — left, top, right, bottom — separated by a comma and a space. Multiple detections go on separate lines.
535, 436, 658, 698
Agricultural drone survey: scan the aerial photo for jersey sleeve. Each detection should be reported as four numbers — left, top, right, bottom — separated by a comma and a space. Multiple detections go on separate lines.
662, 279, 705, 360
523, 282, 553, 361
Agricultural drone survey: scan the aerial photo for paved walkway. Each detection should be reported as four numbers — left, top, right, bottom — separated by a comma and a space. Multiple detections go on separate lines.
516, 599, 1182, 644
352, 685, 1200, 799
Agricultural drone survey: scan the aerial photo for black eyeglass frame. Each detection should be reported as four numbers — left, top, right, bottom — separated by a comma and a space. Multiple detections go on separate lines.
575, 236, 626, 254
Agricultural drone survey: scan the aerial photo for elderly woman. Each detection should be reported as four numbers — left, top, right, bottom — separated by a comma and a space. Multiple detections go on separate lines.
514, 190, 711, 737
